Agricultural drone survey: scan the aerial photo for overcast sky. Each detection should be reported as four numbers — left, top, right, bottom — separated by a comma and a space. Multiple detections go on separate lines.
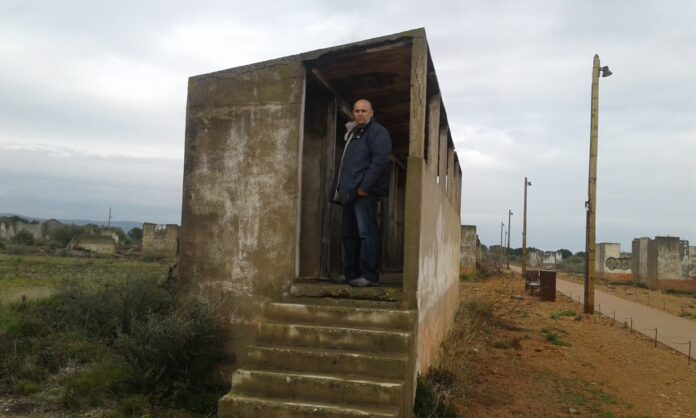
1, 1, 694, 252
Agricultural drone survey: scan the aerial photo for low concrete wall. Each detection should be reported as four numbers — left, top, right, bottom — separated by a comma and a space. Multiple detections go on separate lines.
74, 236, 116, 255
460, 225, 477, 275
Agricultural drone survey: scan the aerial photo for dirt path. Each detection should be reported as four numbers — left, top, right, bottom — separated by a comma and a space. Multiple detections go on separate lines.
435, 274, 696, 417
557, 278, 696, 358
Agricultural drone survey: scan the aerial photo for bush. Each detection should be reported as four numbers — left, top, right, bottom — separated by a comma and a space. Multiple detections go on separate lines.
414, 368, 459, 417
114, 300, 228, 409
42, 277, 172, 341
12, 229, 34, 246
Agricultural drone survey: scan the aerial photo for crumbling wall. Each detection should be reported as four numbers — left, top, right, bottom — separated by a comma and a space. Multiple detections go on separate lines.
142, 223, 179, 257
459, 225, 477, 275
74, 236, 116, 255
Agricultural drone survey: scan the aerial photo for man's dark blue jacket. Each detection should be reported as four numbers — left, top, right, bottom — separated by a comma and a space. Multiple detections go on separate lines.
336, 118, 392, 205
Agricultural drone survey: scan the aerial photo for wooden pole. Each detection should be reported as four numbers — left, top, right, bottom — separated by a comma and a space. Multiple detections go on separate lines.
522, 177, 529, 279
507, 209, 512, 269
584, 55, 600, 315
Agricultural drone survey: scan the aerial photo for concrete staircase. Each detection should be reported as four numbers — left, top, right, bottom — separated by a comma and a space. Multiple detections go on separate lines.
218, 282, 416, 417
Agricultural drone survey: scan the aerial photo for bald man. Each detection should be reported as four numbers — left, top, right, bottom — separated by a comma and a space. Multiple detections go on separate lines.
333, 99, 392, 287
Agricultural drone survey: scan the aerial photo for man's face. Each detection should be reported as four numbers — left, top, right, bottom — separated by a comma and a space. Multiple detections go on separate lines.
352, 100, 374, 127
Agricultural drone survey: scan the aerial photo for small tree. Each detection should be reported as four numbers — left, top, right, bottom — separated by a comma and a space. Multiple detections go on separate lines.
13, 229, 34, 245
128, 227, 143, 242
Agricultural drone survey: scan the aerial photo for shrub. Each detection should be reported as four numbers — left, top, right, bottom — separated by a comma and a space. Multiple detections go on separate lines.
414, 368, 459, 417
550, 310, 577, 320
114, 300, 228, 409
12, 229, 34, 246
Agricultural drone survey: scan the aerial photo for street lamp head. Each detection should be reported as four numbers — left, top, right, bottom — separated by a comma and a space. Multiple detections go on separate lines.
527, 181, 532, 186
600, 66, 612, 77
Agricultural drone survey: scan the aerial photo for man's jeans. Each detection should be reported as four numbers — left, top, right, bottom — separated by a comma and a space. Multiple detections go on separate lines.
342, 196, 381, 283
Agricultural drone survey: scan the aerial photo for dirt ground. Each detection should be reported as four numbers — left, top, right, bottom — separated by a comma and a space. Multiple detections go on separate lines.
446, 274, 696, 418
561, 272, 696, 321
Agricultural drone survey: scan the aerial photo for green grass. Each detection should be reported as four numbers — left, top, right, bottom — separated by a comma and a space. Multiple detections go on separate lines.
549, 310, 577, 320
541, 327, 571, 346
0, 253, 169, 305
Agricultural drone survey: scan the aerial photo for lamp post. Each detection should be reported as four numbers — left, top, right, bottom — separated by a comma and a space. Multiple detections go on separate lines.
584, 54, 612, 315
522, 177, 531, 279
507, 209, 512, 269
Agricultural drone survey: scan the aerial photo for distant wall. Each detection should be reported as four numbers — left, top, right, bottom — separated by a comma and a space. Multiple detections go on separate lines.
459, 225, 477, 275
596, 243, 630, 276
142, 223, 179, 257
0, 219, 60, 242
647, 237, 683, 282
632, 238, 650, 285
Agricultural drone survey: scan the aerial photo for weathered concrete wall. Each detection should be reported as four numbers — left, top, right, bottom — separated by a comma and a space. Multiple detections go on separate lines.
595, 243, 630, 276
74, 236, 116, 255
690, 247, 696, 278
647, 236, 683, 282
142, 223, 179, 258
680, 240, 690, 280
632, 238, 650, 285
178, 59, 305, 359
459, 225, 477, 275
403, 36, 462, 376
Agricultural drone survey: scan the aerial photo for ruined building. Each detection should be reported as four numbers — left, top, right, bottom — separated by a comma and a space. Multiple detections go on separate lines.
178, 29, 462, 417
633, 236, 696, 287
142, 223, 179, 257
460, 225, 477, 275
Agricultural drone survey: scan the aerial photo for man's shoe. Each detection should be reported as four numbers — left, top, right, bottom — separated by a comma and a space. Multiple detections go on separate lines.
331, 275, 348, 284
348, 277, 379, 287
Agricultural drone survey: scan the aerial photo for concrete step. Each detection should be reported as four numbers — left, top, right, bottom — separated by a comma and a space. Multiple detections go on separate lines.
246, 345, 408, 380
265, 302, 415, 331
218, 393, 399, 417
290, 279, 402, 302
231, 369, 403, 407
258, 322, 411, 353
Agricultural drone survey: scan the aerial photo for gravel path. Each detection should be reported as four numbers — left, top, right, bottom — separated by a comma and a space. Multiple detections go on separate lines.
556, 278, 696, 358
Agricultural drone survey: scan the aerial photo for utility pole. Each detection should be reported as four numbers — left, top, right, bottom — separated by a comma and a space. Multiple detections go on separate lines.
107, 208, 112, 229
499, 221, 505, 271
584, 54, 612, 315
507, 209, 512, 269
522, 177, 531, 279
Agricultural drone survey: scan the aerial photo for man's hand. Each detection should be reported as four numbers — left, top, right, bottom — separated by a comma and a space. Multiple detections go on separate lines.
357, 188, 368, 197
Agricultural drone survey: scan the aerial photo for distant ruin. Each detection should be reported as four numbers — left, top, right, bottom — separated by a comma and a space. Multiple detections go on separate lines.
459, 225, 478, 274
142, 223, 179, 257
0, 217, 62, 242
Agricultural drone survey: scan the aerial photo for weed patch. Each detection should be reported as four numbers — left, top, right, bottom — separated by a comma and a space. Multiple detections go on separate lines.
541, 327, 570, 346
550, 310, 577, 320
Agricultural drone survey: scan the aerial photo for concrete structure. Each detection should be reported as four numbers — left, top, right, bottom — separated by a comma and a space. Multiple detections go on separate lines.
73, 235, 116, 255
690, 246, 696, 278
178, 29, 462, 417
596, 243, 631, 277
647, 236, 683, 282
142, 223, 179, 258
0, 217, 63, 242
460, 225, 477, 275
632, 237, 650, 285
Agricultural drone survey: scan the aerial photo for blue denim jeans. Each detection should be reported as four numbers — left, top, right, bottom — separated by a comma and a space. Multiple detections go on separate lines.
342, 196, 381, 282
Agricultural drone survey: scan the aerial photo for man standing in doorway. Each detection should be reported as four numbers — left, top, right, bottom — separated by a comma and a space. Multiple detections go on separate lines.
334, 99, 392, 287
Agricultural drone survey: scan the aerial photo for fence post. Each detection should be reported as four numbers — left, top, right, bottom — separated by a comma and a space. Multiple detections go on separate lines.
654, 329, 657, 348
689, 342, 692, 366
613, 311, 615, 321
630, 317, 633, 331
